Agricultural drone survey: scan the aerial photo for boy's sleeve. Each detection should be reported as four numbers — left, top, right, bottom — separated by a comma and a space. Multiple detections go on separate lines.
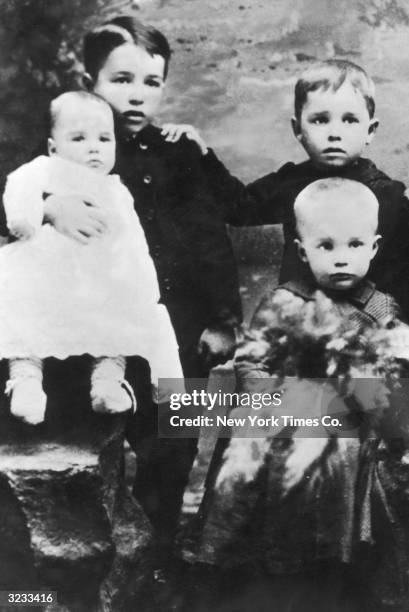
202, 148, 288, 226
3, 156, 48, 232
176, 141, 243, 329
371, 179, 409, 319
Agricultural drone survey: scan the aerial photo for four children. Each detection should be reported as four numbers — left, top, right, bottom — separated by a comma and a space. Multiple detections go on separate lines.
2, 14, 409, 611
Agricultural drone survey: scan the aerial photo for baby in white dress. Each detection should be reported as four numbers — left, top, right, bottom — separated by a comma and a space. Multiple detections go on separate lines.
0, 91, 182, 424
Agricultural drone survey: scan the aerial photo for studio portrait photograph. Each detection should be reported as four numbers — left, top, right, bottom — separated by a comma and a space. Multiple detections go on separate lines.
1, 1, 409, 611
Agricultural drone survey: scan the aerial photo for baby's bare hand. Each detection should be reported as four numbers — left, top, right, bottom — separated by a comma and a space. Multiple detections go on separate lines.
44, 194, 107, 244
161, 123, 208, 155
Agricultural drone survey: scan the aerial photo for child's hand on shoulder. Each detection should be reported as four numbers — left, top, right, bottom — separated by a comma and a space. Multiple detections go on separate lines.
161, 123, 208, 155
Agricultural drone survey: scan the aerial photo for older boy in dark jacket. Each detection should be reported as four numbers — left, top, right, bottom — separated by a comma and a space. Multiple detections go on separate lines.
21, 17, 241, 565
115, 123, 241, 378
86, 18, 241, 559
114, 120, 241, 560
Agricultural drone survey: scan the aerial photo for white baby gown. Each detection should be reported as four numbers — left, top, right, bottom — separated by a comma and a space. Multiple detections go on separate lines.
0, 155, 183, 385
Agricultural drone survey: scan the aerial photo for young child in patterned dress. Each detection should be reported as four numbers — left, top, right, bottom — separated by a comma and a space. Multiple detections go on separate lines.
187, 178, 409, 612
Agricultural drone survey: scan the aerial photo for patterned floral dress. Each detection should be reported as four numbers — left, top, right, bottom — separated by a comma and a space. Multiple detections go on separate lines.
185, 279, 409, 608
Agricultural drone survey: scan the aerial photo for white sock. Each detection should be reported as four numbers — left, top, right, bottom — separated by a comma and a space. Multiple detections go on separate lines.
90, 356, 134, 414
8, 357, 47, 424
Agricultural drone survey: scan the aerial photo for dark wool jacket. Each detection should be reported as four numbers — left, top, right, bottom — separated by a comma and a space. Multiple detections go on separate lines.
203, 153, 409, 317
115, 125, 242, 330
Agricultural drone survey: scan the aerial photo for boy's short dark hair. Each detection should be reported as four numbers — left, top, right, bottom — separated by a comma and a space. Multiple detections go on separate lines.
83, 16, 172, 81
294, 59, 375, 120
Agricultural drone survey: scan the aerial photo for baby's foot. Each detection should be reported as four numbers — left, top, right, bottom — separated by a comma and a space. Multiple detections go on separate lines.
8, 377, 47, 425
91, 379, 133, 414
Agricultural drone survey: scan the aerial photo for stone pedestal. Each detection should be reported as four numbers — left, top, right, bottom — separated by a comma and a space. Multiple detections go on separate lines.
0, 357, 153, 611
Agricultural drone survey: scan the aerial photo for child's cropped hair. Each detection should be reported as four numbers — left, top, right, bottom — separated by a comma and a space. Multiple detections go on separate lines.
83, 16, 172, 81
294, 59, 376, 120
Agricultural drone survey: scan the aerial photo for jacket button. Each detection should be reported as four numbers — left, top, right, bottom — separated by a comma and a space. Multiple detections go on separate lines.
143, 174, 152, 184
146, 209, 155, 221
139, 142, 148, 150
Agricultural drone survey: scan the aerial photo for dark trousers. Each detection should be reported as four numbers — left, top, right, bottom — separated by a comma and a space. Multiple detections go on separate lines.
126, 299, 211, 560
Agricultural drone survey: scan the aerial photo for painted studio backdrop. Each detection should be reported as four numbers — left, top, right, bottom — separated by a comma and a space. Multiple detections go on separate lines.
2, 0, 409, 320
